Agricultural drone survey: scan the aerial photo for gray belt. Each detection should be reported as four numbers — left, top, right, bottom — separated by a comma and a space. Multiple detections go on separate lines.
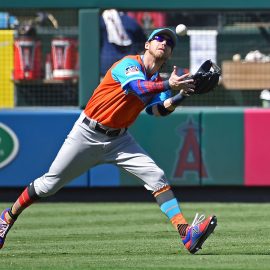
83, 118, 127, 137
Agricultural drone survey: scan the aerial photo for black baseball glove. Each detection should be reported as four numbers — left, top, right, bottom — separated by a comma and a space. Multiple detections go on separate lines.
191, 60, 221, 95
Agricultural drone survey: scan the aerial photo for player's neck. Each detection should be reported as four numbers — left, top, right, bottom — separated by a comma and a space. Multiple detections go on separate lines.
142, 53, 163, 76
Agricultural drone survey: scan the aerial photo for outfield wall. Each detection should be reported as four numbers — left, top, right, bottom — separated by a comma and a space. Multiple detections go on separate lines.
0, 108, 269, 187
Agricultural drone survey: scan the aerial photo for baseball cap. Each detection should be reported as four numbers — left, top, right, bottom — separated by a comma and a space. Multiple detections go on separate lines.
147, 28, 177, 48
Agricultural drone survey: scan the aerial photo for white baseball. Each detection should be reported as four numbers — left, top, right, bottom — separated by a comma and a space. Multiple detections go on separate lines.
176, 24, 187, 36
232, 54, 241, 62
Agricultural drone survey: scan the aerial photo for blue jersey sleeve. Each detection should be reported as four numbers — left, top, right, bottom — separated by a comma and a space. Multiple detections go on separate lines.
111, 58, 145, 88
145, 90, 173, 115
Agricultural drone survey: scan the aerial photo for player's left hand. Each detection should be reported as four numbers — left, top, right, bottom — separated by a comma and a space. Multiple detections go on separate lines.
180, 87, 195, 96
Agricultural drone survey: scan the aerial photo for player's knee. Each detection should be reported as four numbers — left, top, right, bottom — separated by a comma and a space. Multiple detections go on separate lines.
151, 168, 168, 190
33, 174, 62, 197
154, 168, 165, 180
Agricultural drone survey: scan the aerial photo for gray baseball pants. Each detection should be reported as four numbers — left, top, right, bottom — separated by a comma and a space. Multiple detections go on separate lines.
33, 112, 169, 197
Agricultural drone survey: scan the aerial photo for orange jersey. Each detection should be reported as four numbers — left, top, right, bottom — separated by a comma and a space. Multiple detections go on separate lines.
84, 55, 165, 128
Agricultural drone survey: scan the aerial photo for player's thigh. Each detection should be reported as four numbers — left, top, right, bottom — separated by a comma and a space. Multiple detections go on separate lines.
45, 122, 102, 184
110, 133, 168, 191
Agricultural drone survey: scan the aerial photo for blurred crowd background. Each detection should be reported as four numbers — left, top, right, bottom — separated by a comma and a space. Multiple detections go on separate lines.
1, 8, 270, 108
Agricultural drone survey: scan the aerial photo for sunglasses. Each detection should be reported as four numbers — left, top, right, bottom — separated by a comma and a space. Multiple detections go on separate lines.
151, 35, 174, 48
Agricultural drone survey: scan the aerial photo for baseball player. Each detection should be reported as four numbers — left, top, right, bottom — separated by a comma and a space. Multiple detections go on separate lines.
0, 28, 219, 254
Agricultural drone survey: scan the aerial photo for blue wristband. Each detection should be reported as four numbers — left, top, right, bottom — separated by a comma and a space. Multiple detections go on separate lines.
171, 93, 186, 107
164, 80, 171, 90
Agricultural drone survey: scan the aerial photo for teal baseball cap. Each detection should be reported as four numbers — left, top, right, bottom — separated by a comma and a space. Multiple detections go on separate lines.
147, 28, 177, 48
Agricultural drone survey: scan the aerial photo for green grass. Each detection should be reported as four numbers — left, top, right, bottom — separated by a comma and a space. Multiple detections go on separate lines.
0, 202, 270, 270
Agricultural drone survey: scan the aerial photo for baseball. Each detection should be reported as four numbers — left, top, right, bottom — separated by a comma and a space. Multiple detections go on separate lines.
176, 24, 187, 36
232, 54, 241, 62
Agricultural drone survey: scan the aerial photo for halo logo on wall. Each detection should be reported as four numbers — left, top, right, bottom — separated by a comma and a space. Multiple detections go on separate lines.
0, 123, 19, 169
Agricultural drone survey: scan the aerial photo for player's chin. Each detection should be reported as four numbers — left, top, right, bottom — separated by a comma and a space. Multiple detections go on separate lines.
155, 52, 169, 61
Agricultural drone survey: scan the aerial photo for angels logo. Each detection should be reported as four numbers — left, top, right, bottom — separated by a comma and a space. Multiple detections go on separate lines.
0, 123, 19, 169
173, 117, 207, 180
125, 65, 139, 76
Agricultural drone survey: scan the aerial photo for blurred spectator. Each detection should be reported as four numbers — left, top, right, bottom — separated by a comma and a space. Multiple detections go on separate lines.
127, 11, 167, 29
100, 9, 146, 76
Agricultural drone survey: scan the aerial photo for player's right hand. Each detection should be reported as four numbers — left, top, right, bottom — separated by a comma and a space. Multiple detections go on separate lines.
168, 66, 195, 95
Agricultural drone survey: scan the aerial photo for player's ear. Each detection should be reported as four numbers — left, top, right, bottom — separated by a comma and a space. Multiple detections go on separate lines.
145, 41, 150, 50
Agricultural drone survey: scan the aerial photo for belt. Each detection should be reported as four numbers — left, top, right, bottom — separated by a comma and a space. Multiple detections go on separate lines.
83, 118, 126, 137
